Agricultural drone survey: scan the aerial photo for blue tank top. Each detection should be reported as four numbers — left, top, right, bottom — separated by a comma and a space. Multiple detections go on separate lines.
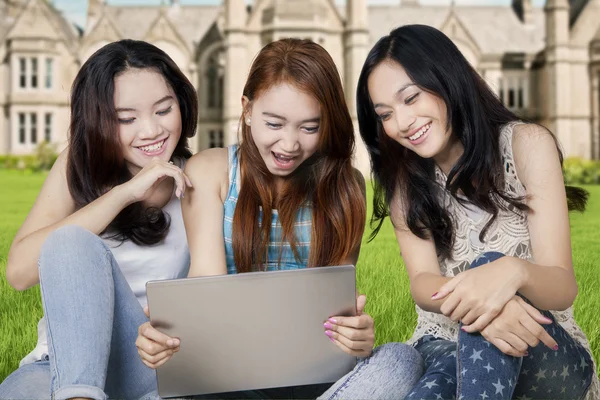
223, 145, 312, 274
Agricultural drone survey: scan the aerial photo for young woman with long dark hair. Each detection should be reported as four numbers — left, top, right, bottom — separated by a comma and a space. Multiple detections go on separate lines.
0, 39, 197, 399
357, 24, 598, 399
136, 38, 424, 399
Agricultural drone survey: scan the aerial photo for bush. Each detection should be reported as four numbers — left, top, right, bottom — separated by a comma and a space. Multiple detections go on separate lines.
0, 142, 58, 172
563, 157, 600, 185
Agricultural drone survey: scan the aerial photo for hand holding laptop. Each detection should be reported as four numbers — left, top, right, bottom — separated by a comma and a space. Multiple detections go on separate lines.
136, 305, 179, 369
324, 294, 375, 358
136, 294, 374, 370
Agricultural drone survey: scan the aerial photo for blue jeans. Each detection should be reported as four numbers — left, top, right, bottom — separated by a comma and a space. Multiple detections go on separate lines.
405, 252, 594, 400
317, 342, 424, 399
0, 226, 157, 400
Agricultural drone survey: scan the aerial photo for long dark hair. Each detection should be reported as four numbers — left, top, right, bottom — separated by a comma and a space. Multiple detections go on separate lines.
233, 39, 366, 272
67, 39, 198, 245
357, 25, 587, 260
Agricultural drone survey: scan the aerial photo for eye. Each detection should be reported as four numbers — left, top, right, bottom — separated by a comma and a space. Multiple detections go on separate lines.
302, 126, 319, 134
266, 122, 283, 129
157, 106, 172, 116
405, 93, 420, 105
118, 118, 135, 124
377, 112, 392, 122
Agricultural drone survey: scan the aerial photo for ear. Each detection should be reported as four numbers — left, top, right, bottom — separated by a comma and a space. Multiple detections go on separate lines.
241, 96, 252, 126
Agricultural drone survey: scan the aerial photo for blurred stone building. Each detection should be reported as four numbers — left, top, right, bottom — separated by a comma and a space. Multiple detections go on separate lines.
1, 0, 599, 174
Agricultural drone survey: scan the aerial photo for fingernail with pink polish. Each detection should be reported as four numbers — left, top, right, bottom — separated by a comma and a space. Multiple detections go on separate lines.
330, 337, 335, 343
328, 318, 337, 324
524, 351, 529, 356
553, 344, 559, 351
431, 292, 439, 299
324, 322, 333, 330
325, 330, 333, 337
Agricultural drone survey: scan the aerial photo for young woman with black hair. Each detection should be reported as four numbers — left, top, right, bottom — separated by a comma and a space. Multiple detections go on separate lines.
0, 39, 197, 399
357, 24, 598, 399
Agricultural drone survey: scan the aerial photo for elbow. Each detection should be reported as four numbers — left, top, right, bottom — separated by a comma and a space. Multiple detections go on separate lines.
5, 257, 35, 292
560, 280, 578, 311
551, 277, 578, 312
5, 268, 30, 291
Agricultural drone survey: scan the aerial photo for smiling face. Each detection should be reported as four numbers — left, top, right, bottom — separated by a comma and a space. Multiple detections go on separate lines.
114, 68, 182, 175
243, 82, 321, 180
367, 60, 463, 168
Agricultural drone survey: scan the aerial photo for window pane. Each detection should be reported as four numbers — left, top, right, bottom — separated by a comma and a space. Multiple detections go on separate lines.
31, 58, 38, 88
19, 58, 26, 88
209, 130, 216, 148
45, 58, 53, 89
508, 89, 515, 108
45, 113, 52, 142
18, 113, 26, 144
31, 113, 37, 144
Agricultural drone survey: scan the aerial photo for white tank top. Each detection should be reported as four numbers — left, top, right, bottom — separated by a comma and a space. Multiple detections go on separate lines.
19, 172, 190, 367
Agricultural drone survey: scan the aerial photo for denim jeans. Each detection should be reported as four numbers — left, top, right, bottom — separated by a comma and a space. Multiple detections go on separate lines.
405, 252, 594, 400
0, 226, 157, 400
318, 342, 424, 399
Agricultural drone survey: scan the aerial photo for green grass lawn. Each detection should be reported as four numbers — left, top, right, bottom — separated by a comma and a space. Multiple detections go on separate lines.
1, 169, 599, 383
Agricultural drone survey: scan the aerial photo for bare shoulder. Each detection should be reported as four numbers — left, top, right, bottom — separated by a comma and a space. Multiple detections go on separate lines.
184, 147, 229, 199
511, 123, 562, 184
184, 148, 228, 179
512, 123, 558, 157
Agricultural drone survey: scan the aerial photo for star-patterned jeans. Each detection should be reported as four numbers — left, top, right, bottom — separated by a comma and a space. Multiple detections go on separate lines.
405, 252, 594, 400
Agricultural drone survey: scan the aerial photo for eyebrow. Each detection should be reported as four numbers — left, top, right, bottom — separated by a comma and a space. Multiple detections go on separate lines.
373, 84, 415, 109
115, 95, 174, 112
262, 112, 320, 124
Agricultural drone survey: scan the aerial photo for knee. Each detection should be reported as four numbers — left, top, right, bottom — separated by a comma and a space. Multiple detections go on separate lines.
39, 226, 108, 273
372, 342, 424, 374
469, 251, 506, 269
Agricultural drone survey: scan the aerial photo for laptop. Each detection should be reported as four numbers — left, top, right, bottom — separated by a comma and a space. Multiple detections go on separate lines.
145, 265, 357, 398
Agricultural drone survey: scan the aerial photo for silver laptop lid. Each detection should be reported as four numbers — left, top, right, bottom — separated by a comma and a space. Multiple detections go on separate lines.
146, 265, 357, 398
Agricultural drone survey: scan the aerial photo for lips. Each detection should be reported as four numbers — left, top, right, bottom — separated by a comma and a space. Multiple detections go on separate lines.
272, 151, 298, 169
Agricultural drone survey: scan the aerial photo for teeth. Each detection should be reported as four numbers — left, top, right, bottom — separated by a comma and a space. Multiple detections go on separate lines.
409, 123, 431, 141
274, 153, 293, 161
139, 139, 165, 153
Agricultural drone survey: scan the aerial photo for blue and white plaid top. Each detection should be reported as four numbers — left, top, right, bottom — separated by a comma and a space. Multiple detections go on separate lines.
223, 145, 312, 274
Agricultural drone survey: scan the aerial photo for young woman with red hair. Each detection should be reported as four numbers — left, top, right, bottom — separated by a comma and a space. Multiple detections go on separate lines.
136, 38, 423, 399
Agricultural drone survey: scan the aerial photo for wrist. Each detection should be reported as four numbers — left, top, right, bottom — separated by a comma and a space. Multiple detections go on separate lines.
109, 184, 135, 208
511, 256, 530, 291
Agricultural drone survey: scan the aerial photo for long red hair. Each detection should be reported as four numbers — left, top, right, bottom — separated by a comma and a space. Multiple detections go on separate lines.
232, 38, 366, 273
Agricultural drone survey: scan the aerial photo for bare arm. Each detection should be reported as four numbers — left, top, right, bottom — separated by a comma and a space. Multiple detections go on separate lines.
7, 151, 191, 291
390, 195, 451, 313
6, 150, 130, 290
510, 123, 578, 311
182, 148, 229, 277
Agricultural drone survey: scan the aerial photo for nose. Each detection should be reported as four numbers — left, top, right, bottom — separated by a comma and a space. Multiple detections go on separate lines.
395, 108, 417, 135
279, 130, 300, 153
137, 117, 161, 140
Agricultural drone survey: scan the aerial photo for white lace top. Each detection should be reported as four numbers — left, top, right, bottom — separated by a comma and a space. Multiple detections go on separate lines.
406, 122, 599, 398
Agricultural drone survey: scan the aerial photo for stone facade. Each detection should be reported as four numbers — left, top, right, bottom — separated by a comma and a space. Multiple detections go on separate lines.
1, 0, 599, 173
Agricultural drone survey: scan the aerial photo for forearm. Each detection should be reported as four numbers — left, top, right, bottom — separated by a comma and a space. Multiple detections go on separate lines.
410, 272, 452, 313
6, 185, 131, 290
517, 258, 578, 311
